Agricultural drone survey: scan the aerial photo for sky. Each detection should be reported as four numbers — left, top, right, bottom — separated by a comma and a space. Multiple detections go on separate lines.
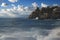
0, 0, 60, 8
0, 0, 60, 18
0, 0, 60, 7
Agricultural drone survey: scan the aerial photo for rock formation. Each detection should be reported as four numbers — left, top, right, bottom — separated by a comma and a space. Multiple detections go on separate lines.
29, 7, 40, 19
29, 6, 60, 19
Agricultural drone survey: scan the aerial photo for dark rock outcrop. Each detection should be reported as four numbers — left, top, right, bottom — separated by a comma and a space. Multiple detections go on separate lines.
29, 6, 60, 19
29, 7, 40, 19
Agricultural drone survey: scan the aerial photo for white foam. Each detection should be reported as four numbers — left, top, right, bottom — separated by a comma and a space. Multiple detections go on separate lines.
0, 27, 60, 40
44, 27, 60, 40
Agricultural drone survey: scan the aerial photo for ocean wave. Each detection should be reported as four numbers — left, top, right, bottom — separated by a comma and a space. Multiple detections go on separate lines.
0, 27, 60, 40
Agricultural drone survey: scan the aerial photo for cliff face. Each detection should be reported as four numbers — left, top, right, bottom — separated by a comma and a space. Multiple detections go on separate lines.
29, 6, 60, 19
29, 7, 41, 19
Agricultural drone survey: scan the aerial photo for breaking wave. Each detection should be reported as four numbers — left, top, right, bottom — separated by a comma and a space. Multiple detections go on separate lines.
0, 27, 60, 40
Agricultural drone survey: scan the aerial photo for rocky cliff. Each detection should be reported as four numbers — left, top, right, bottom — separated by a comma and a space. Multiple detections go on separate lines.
29, 6, 60, 19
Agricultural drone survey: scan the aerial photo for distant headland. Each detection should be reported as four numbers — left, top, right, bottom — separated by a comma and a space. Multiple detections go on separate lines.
28, 6, 60, 20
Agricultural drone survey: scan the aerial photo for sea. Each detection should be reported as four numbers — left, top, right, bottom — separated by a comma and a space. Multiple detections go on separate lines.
0, 18, 60, 40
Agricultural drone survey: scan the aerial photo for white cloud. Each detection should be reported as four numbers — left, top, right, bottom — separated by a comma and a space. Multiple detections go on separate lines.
32, 2, 38, 9
0, 9, 16, 17
8, 0, 18, 3
0, 4, 32, 18
17, 5, 24, 12
24, 6, 29, 11
41, 3, 48, 8
0, 2, 39, 18
1, 3, 8, 7
53, 4, 58, 6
